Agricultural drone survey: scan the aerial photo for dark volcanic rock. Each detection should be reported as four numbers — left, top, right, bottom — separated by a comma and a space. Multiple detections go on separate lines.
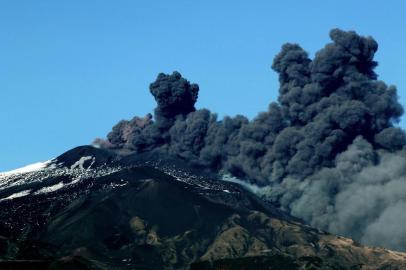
0, 146, 406, 269
54, 145, 118, 168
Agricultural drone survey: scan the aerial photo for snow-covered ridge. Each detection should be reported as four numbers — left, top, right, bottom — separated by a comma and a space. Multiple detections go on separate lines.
0, 160, 53, 177
0, 155, 241, 203
0, 154, 122, 197
152, 163, 240, 195
0, 163, 123, 201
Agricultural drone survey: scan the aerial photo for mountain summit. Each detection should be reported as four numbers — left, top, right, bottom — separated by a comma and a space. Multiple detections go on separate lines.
0, 146, 405, 269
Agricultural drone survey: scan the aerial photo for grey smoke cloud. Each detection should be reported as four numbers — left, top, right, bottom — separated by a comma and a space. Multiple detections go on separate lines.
97, 29, 406, 251
274, 138, 406, 251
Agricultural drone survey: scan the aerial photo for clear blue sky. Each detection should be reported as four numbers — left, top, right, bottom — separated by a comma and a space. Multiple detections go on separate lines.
1, 1, 405, 171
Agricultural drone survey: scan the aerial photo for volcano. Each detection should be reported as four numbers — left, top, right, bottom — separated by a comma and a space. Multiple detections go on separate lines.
0, 146, 405, 269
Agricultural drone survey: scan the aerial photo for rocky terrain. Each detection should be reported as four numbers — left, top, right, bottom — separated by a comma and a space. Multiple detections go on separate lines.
0, 146, 406, 269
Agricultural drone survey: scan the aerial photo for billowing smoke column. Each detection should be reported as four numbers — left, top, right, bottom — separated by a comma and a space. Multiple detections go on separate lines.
97, 29, 406, 251
150, 71, 199, 128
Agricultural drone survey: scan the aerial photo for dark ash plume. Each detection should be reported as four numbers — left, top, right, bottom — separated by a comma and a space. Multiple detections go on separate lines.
151, 71, 199, 129
96, 29, 406, 251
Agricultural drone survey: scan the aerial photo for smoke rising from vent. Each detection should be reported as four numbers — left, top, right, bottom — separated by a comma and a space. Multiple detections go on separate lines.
96, 29, 406, 251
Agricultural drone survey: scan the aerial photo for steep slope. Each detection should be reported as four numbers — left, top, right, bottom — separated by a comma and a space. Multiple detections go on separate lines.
0, 146, 405, 269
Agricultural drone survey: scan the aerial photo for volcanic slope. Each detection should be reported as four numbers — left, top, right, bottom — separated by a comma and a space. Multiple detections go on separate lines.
0, 146, 405, 269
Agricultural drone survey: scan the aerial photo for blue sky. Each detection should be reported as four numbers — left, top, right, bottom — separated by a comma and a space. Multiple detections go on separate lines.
1, 1, 406, 171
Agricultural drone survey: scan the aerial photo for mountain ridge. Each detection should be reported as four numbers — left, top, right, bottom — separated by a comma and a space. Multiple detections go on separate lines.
0, 146, 406, 269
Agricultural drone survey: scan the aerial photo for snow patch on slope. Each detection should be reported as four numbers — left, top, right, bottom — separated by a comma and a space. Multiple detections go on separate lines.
70, 156, 95, 170
0, 189, 31, 202
34, 182, 65, 195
